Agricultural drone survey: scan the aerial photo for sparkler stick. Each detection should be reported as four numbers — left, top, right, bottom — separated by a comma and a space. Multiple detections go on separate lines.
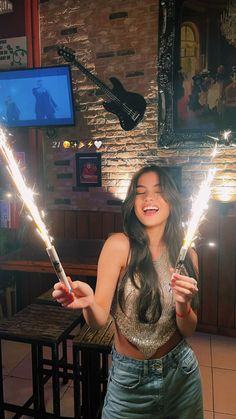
175, 168, 216, 273
175, 144, 217, 273
0, 128, 71, 292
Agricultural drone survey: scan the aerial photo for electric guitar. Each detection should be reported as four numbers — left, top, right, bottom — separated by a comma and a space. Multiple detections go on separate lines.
57, 46, 146, 131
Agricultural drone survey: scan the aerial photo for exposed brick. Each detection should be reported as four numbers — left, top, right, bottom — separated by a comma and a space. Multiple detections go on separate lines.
125, 71, 144, 77
109, 12, 128, 20
117, 49, 135, 56
40, 0, 235, 211
96, 51, 115, 59
43, 45, 58, 53
60, 27, 78, 35
54, 160, 70, 166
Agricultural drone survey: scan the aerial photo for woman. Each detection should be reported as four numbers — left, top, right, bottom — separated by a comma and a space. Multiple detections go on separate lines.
53, 165, 203, 418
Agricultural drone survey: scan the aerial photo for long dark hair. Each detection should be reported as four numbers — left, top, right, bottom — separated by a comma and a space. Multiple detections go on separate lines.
118, 165, 198, 324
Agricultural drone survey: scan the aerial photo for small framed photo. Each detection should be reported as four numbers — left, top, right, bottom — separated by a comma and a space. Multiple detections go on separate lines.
76, 152, 101, 187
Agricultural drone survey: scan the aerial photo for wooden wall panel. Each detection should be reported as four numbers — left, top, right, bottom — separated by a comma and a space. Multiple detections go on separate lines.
198, 208, 219, 327
89, 212, 102, 239
102, 212, 115, 238
218, 214, 236, 329
49, 210, 65, 239
115, 212, 123, 233
64, 210, 77, 239
77, 211, 89, 239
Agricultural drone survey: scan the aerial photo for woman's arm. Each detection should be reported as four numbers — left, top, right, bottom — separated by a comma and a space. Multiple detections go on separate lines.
83, 233, 129, 328
170, 249, 199, 337
53, 233, 129, 329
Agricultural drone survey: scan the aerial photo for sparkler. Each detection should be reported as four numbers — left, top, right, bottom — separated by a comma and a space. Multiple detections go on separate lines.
175, 144, 217, 274
0, 128, 71, 291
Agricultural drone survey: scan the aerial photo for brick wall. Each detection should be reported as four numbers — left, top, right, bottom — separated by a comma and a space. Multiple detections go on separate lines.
39, 0, 236, 211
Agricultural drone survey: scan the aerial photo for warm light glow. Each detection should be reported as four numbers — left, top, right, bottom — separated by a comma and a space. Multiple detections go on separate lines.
213, 185, 236, 202
208, 242, 216, 247
112, 178, 131, 201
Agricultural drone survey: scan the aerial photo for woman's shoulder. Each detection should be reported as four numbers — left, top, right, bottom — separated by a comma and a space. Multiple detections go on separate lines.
105, 232, 130, 251
99, 232, 130, 269
102, 231, 128, 253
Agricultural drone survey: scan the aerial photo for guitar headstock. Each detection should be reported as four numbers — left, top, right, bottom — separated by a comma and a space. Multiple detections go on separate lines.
57, 46, 76, 63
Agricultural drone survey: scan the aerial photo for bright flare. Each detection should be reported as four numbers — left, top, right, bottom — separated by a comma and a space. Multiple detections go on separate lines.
175, 166, 216, 272
183, 167, 216, 250
0, 128, 71, 290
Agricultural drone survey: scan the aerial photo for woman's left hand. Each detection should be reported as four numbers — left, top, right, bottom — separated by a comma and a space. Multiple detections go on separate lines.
170, 271, 198, 304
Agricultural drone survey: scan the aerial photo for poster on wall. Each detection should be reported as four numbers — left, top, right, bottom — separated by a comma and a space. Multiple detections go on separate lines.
76, 153, 102, 187
0, 36, 27, 69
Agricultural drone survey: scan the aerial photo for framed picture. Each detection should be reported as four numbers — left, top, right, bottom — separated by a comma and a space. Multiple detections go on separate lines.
158, 0, 236, 147
76, 153, 101, 187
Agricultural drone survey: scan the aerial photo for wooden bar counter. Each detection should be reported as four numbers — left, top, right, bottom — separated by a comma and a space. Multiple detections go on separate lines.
0, 239, 104, 311
0, 239, 104, 276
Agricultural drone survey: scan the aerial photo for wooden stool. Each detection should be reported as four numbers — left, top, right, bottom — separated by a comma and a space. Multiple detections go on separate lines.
35, 287, 59, 306
0, 303, 82, 418
73, 318, 114, 419
0, 285, 16, 319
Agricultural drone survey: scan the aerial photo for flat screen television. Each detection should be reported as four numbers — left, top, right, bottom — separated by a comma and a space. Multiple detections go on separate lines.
0, 65, 75, 128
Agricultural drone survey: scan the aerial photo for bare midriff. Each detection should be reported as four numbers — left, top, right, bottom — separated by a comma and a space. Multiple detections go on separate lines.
113, 322, 183, 360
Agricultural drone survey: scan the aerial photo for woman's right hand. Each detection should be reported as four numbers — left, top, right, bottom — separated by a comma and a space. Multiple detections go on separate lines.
52, 277, 94, 309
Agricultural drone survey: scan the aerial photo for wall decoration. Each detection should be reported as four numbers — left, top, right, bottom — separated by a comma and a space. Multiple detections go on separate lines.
76, 153, 101, 187
51, 139, 103, 150
0, 36, 27, 68
58, 46, 146, 131
158, 0, 236, 147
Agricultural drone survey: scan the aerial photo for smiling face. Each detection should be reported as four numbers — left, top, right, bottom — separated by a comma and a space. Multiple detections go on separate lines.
134, 171, 170, 230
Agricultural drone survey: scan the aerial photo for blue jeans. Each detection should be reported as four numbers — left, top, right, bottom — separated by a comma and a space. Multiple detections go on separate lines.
102, 339, 203, 419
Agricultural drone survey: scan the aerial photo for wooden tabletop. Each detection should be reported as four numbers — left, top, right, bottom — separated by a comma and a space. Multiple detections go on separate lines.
0, 303, 82, 343
0, 239, 105, 277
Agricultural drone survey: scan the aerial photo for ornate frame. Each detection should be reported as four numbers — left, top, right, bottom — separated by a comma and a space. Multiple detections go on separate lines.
157, 0, 226, 148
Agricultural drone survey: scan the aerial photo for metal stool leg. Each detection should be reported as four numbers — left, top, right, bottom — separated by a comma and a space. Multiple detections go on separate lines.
62, 339, 68, 384
31, 343, 41, 418
73, 346, 81, 419
81, 349, 101, 419
37, 344, 46, 412
51, 344, 60, 417
0, 340, 4, 419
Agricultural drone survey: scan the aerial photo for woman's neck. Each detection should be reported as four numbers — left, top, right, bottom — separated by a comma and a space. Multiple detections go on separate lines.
146, 226, 166, 260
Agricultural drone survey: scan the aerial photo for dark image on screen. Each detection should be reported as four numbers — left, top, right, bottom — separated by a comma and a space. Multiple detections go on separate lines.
0, 65, 75, 128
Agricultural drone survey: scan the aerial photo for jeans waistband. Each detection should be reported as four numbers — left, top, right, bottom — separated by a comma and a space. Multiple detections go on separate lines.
112, 338, 189, 370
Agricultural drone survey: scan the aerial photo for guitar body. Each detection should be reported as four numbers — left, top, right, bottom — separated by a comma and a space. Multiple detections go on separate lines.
103, 77, 146, 131
57, 46, 147, 131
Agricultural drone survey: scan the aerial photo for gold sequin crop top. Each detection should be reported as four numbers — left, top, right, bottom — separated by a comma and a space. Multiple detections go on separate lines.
111, 251, 177, 359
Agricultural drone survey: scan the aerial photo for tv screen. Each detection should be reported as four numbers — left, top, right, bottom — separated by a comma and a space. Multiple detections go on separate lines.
0, 65, 75, 128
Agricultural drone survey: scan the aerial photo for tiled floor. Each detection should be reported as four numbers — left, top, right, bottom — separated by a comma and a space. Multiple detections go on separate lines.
1, 331, 236, 418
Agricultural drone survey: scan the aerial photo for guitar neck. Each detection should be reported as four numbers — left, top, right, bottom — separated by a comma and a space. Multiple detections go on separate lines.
73, 60, 118, 103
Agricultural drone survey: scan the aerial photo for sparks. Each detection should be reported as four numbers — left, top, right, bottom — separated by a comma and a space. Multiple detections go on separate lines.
175, 146, 217, 273
222, 129, 231, 141
183, 167, 216, 251
0, 128, 51, 248
0, 128, 71, 291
